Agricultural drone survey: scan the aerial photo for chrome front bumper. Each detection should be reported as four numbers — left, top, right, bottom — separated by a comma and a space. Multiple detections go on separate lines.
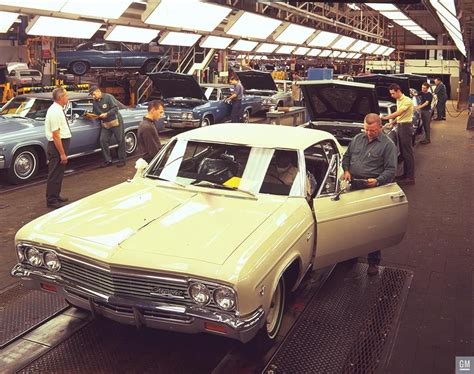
164, 119, 201, 129
11, 263, 264, 343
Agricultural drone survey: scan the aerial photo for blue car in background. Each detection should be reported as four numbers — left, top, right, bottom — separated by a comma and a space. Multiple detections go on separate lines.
57, 41, 165, 76
0, 92, 147, 184
147, 72, 263, 129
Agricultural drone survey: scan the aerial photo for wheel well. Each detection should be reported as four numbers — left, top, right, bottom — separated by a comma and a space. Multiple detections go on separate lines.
244, 107, 251, 115
142, 59, 159, 69
282, 259, 301, 293
69, 60, 89, 69
203, 114, 214, 124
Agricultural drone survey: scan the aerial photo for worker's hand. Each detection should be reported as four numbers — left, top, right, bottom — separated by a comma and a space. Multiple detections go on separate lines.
414, 105, 421, 111
60, 153, 68, 165
99, 113, 107, 119
380, 114, 385, 121
342, 170, 351, 181
367, 178, 378, 187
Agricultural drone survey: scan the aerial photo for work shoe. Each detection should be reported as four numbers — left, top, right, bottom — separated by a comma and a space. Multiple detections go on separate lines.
57, 196, 69, 203
420, 140, 431, 144
116, 161, 126, 167
100, 161, 112, 168
46, 200, 63, 209
367, 264, 379, 276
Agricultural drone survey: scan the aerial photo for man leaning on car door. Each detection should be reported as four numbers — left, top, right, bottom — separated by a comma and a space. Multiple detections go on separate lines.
342, 113, 398, 276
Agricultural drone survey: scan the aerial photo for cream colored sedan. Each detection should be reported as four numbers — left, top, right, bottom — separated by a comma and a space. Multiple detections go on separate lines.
11, 123, 408, 343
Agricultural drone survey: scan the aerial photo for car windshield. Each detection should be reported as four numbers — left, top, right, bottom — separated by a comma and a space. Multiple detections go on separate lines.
146, 140, 303, 197
0, 97, 51, 119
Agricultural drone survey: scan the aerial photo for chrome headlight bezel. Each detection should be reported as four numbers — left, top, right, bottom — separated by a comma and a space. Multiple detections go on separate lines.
44, 251, 61, 272
188, 282, 211, 306
25, 246, 43, 267
213, 286, 236, 311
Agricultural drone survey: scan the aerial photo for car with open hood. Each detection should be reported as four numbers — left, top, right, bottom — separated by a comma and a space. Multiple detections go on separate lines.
147, 71, 262, 129
298, 80, 381, 145
236, 70, 293, 110
0, 92, 147, 184
12, 123, 408, 343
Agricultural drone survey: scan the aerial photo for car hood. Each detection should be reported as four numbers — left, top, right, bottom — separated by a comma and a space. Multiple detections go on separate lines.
37, 181, 283, 265
300, 80, 379, 123
148, 71, 207, 101
0, 116, 36, 133
353, 74, 410, 103
235, 70, 277, 91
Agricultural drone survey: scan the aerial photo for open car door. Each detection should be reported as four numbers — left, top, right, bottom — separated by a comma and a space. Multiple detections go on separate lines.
312, 155, 408, 269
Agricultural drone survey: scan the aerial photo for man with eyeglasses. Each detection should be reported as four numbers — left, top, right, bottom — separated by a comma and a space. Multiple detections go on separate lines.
342, 113, 397, 275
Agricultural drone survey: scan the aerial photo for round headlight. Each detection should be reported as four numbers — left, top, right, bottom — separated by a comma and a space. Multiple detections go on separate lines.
213, 287, 236, 311
44, 251, 61, 271
187, 113, 193, 120
25, 247, 43, 267
188, 282, 211, 305
16, 244, 25, 262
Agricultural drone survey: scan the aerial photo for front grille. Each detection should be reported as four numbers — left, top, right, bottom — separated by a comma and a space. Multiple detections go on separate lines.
59, 257, 222, 311
165, 111, 183, 120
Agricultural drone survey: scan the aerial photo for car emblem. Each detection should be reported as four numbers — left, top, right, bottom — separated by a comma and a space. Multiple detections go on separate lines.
150, 287, 186, 299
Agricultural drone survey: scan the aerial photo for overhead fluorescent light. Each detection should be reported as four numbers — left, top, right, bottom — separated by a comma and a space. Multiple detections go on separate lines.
200, 35, 234, 49
159, 31, 201, 47
332, 36, 356, 50
60, 0, 133, 19
349, 40, 369, 52
26, 16, 101, 38
332, 51, 341, 58
393, 19, 418, 27
275, 23, 315, 45
439, 0, 457, 14
365, 3, 398, 11
380, 11, 409, 20
338, 52, 348, 58
0, 0, 65, 11
0, 11, 18, 33
294, 47, 310, 56
104, 25, 158, 43
275, 45, 295, 54
318, 50, 331, 57
353, 53, 362, 59
347, 3, 361, 11
231, 40, 258, 52
226, 11, 282, 39
374, 46, 389, 55
346, 52, 356, 59
382, 48, 395, 56
143, 0, 231, 33
256, 43, 279, 54
309, 31, 339, 48
363, 43, 380, 54
307, 48, 321, 57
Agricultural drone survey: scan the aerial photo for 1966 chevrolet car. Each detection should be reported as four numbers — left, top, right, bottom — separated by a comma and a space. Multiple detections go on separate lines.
0, 92, 147, 184
12, 124, 408, 343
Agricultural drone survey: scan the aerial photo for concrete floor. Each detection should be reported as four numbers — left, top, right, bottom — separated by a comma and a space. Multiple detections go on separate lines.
0, 106, 473, 372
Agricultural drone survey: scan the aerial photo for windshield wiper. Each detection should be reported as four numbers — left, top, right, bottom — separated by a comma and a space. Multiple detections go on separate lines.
146, 175, 185, 188
190, 180, 256, 198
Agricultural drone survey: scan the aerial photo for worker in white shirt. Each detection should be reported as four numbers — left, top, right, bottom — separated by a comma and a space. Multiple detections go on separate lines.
44, 87, 71, 208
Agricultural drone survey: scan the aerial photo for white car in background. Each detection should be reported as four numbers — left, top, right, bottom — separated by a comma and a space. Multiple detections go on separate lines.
5, 62, 42, 88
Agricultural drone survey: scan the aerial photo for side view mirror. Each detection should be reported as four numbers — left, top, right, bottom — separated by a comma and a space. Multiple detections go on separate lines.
332, 181, 349, 201
133, 158, 149, 180
72, 113, 80, 120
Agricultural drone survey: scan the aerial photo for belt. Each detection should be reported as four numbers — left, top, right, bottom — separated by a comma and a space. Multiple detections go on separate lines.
398, 122, 412, 125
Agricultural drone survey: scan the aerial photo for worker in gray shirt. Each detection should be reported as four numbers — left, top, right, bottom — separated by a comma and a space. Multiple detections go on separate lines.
138, 100, 164, 163
342, 113, 397, 276
89, 85, 126, 167
226, 75, 244, 122
433, 77, 447, 120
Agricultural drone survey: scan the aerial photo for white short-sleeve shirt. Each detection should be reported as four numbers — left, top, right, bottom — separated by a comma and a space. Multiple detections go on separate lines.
44, 102, 72, 141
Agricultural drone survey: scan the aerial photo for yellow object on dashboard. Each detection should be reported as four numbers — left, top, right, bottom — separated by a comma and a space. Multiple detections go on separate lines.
223, 177, 241, 188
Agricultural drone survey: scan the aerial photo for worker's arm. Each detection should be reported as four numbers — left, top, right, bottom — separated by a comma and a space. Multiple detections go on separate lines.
52, 129, 67, 164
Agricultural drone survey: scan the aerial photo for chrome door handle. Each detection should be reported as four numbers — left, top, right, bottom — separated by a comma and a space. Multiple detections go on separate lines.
390, 193, 406, 200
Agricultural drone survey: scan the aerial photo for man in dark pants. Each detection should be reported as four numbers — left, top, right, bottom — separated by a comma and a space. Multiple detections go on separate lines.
45, 87, 71, 209
342, 113, 398, 275
434, 77, 447, 120
90, 86, 126, 167
415, 82, 433, 144
138, 100, 164, 163
381, 83, 415, 185
226, 76, 244, 122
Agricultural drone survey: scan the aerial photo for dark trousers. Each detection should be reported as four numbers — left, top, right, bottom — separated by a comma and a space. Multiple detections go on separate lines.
230, 100, 242, 122
350, 179, 381, 265
437, 99, 447, 119
46, 138, 70, 203
420, 110, 432, 141
100, 123, 125, 163
397, 123, 415, 179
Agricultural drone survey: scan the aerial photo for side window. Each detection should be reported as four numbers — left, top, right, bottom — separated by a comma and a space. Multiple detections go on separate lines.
260, 149, 299, 196
71, 100, 94, 117
208, 89, 219, 101
304, 141, 338, 197
221, 88, 232, 98
319, 154, 338, 196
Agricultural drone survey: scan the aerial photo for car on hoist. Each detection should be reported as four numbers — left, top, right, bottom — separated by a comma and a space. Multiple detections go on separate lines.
57, 41, 165, 76
11, 123, 408, 343
147, 71, 263, 129
0, 92, 147, 184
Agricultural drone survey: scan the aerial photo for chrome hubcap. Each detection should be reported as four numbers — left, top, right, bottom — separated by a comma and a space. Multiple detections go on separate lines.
14, 152, 36, 178
125, 133, 136, 153
243, 111, 249, 123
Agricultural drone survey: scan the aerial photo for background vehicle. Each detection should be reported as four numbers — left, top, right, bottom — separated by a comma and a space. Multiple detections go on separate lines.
0, 92, 147, 184
57, 41, 165, 76
5, 62, 42, 88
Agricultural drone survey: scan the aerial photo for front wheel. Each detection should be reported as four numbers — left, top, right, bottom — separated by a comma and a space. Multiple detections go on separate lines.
201, 116, 212, 127
8, 147, 40, 184
70, 61, 89, 76
242, 109, 250, 123
124, 131, 138, 155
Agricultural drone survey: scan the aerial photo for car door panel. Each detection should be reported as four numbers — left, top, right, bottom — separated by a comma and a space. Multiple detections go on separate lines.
67, 100, 101, 154
313, 183, 408, 269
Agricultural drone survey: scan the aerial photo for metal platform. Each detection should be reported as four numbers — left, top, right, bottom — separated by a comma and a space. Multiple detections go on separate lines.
0, 283, 68, 348
263, 263, 413, 374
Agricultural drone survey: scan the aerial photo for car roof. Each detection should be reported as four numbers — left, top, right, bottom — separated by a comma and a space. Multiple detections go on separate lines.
176, 123, 336, 150
297, 79, 375, 89
17, 92, 90, 100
